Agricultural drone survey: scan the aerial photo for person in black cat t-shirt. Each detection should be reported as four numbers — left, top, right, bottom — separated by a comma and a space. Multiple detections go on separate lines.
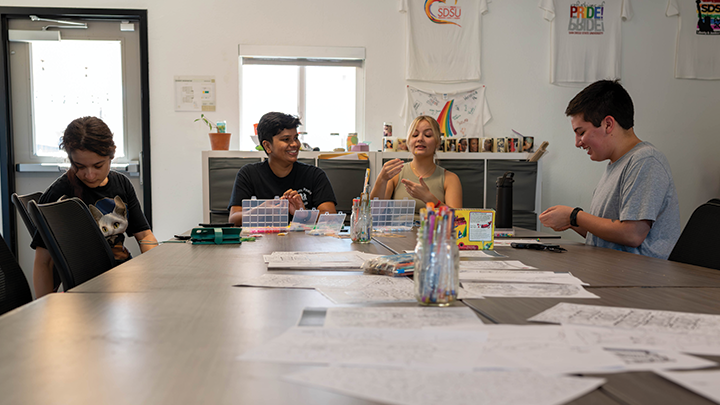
227, 112, 337, 226
31, 117, 158, 298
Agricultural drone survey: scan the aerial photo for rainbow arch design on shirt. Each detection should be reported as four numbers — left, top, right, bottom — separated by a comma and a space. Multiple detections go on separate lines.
425, 0, 461, 27
437, 100, 457, 137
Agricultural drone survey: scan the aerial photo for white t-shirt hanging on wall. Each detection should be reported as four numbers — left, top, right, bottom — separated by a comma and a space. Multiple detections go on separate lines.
399, 0, 490, 82
405, 86, 491, 138
667, 0, 720, 80
539, 0, 633, 84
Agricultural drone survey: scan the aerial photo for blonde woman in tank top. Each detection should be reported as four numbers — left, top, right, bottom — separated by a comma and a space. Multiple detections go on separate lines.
369, 116, 462, 215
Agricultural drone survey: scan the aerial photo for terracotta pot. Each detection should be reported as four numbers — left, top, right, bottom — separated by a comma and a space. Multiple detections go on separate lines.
209, 133, 231, 150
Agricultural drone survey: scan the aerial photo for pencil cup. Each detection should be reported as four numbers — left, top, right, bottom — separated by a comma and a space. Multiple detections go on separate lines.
351, 196, 372, 243
414, 207, 459, 306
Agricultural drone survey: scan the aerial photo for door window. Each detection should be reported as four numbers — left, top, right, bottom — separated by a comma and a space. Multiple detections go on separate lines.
29, 40, 125, 158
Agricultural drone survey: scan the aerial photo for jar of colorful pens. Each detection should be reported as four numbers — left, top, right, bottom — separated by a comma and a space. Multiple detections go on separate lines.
414, 203, 459, 306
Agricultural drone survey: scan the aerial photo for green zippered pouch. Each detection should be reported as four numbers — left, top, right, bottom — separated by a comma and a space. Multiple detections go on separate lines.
190, 227, 243, 244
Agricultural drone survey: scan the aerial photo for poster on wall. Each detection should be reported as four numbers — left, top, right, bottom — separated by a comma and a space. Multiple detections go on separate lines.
667, 0, 720, 80
404, 86, 492, 138
174, 76, 216, 111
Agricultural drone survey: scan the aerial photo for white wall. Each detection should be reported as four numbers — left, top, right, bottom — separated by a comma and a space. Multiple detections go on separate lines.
6, 0, 720, 242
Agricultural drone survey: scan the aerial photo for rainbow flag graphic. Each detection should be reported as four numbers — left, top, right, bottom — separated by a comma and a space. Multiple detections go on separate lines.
436, 100, 457, 136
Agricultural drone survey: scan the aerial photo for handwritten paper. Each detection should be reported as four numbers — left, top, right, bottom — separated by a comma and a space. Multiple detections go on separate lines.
459, 283, 599, 299
529, 303, 720, 335
656, 370, 720, 404
238, 326, 488, 370
284, 367, 606, 405
323, 306, 485, 329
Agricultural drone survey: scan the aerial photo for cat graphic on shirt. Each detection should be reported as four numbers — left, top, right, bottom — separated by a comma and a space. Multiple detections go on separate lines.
89, 196, 128, 246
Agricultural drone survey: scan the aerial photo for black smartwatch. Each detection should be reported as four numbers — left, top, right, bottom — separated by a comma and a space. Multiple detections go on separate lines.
570, 207, 583, 227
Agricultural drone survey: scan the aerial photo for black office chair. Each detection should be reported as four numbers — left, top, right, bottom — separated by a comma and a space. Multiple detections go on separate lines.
0, 234, 33, 316
668, 198, 720, 270
11, 192, 43, 236
12, 191, 64, 292
28, 198, 117, 291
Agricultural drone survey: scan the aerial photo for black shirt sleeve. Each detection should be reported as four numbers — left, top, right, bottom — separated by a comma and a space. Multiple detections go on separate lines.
117, 172, 150, 236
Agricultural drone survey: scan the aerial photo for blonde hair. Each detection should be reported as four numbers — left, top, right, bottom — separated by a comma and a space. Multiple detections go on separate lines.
406, 116, 442, 153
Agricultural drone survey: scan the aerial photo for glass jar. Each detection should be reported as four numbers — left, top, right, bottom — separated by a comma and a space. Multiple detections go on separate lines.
350, 197, 372, 243
414, 214, 459, 306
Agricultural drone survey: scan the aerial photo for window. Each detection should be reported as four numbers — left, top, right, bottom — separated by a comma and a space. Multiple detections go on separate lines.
239, 46, 364, 152
30, 40, 125, 158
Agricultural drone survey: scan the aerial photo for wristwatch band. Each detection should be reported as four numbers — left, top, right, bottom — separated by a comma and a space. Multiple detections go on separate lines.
570, 207, 583, 227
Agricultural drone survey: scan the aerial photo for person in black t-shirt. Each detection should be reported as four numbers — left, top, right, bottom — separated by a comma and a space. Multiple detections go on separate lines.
228, 112, 337, 226
31, 117, 158, 298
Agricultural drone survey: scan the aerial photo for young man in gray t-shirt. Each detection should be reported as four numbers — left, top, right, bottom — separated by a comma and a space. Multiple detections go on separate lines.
539, 80, 681, 259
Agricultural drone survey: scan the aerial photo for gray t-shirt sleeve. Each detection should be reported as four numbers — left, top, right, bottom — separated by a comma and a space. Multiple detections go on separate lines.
619, 156, 672, 223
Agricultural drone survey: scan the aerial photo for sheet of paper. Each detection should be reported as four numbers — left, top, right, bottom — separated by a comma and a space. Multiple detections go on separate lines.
459, 250, 506, 258
316, 276, 415, 304
406, 249, 507, 258
238, 326, 488, 370
529, 303, 720, 335
563, 324, 720, 356
323, 306, 485, 329
263, 251, 379, 270
237, 274, 379, 289
284, 367, 606, 405
475, 324, 622, 374
459, 260, 536, 270
493, 238, 541, 246
603, 348, 716, 372
656, 370, 720, 404
459, 283, 599, 299
459, 270, 587, 285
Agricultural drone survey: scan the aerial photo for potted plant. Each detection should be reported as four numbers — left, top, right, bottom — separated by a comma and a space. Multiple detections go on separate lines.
195, 113, 231, 150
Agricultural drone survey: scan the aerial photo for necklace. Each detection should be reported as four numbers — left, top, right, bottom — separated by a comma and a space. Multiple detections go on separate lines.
411, 161, 436, 179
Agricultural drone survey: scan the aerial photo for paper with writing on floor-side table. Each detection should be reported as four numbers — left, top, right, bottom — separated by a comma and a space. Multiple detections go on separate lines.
323, 306, 485, 329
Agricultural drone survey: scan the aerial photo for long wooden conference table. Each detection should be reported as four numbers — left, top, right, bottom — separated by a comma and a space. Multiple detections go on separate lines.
1, 229, 719, 405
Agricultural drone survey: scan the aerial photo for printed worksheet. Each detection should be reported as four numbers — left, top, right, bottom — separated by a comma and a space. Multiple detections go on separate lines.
459, 283, 599, 299
603, 348, 716, 372
323, 306, 485, 329
284, 367, 605, 405
236, 274, 381, 290
563, 324, 720, 356
317, 276, 415, 304
263, 251, 379, 270
656, 370, 720, 404
238, 326, 488, 370
459, 260, 537, 270
529, 303, 720, 335
459, 270, 587, 285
